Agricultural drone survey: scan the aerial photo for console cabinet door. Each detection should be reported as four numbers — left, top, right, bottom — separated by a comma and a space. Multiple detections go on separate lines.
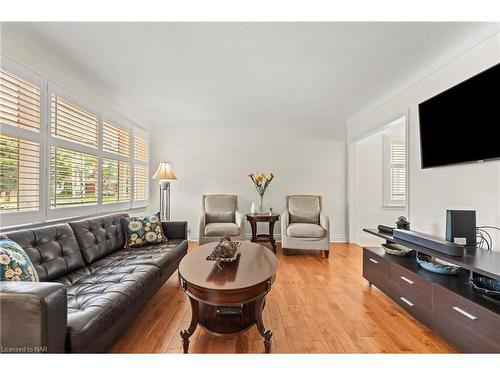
362, 249, 390, 293
433, 284, 500, 353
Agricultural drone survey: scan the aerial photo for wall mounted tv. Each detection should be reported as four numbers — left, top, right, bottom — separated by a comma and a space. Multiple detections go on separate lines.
418, 63, 500, 169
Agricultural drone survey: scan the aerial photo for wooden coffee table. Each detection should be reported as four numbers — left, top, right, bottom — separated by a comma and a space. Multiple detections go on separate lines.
178, 241, 277, 353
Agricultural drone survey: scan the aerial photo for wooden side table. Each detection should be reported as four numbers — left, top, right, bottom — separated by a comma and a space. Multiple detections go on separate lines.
246, 213, 280, 253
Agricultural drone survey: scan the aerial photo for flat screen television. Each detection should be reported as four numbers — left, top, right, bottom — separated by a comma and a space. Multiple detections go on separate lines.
418, 63, 500, 169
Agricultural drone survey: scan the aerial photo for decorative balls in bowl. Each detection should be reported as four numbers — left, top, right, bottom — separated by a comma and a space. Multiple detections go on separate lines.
381, 243, 413, 257
416, 253, 461, 275
471, 275, 500, 301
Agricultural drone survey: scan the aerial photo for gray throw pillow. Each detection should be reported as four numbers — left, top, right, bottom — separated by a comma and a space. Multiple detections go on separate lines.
206, 211, 235, 224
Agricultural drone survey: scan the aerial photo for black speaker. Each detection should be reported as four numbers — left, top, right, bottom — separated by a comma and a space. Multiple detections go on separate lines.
446, 210, 476, 247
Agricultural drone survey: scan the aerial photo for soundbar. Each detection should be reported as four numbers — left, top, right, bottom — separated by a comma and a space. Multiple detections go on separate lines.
393, 229, 465, 256
377, 225, 394, 235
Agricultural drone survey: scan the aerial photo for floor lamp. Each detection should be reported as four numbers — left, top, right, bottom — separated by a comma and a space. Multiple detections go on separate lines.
152, 162, 177, 222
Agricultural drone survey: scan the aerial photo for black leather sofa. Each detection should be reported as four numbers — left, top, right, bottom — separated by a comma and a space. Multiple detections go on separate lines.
0, 213, 188, 353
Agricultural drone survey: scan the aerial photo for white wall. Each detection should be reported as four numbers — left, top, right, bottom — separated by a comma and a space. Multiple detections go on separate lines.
347, 32, 500, 251
355, 121, 406, 245
149, 124, 347, 242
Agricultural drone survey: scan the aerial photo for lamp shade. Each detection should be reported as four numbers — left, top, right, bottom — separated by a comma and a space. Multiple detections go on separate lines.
152, 161, 177, 180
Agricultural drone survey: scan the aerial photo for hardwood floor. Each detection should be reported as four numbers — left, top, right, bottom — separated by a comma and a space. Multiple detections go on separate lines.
109, 242, 455, 354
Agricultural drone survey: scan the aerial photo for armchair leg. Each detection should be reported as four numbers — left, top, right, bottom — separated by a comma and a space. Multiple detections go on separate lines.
283, 247, 288, 256
324, 250, 329, 259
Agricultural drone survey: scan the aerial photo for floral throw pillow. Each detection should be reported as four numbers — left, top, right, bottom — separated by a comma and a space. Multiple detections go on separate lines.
0, 235, 39, 282
123, 212, 166, 248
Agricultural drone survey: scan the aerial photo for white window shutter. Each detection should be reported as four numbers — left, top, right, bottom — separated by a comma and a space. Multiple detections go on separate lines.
383, 136, 407, 208
0, 135, 40, 212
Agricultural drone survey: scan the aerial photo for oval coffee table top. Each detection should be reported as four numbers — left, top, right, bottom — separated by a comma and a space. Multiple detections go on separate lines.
179, 241, 277, 291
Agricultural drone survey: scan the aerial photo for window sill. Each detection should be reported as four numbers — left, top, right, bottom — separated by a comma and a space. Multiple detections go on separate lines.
0, 206, 150, 232
382, 205, 407, 210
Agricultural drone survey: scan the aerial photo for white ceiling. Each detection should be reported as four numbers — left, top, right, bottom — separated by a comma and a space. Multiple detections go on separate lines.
2, 22, 499, 129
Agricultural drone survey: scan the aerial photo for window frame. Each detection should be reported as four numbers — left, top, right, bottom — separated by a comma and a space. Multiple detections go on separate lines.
47, 83, 101, 220
0, 57, 149, 229
383, 135, 407, 209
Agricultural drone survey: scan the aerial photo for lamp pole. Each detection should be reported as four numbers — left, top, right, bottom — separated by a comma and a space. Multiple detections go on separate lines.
152, 161, 177, 223
159, 179, 171, 222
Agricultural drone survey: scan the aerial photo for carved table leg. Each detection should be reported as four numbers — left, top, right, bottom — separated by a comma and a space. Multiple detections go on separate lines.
268, 221, 277, 253
254, 296, 272, 353
180, 295, 199, 353
250, 220, 258, 242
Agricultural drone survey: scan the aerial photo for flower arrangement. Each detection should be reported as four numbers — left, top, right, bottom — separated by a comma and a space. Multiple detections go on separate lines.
249, 172, 274, 212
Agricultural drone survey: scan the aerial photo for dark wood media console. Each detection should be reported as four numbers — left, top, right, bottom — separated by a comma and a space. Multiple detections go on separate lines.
363, 228, 500, 353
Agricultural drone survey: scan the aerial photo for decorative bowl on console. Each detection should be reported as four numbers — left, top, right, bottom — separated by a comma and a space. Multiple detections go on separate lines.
381, 243, 413, 257
471, 275, 500, 301
416, 253, 461, 275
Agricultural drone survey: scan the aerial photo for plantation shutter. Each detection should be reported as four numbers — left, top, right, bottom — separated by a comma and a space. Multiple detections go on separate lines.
50, 147, 98, 208
103, 158, 131, 203
103, 120, 131, 156
51, 95, 98, 147
134, 134, 148, 161
0, 64, 42, 223
383, 136, 407, 207
133, 132, 149, 203
0, 68, 40, 133
0, 135, 40, 212
133, 164, 149, 201
389, 140, 406, 202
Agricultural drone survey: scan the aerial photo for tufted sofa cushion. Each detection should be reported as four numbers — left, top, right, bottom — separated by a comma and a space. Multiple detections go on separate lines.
91, 240, 188, 276
55, 262, 159, 352
5, 224, 84, 282
69, 213, 128, 264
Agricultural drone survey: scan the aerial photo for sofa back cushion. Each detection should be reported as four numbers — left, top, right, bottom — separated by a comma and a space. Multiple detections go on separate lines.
69, 213, 128, 264
288, 195, 321, 224
4, 224, 84, 281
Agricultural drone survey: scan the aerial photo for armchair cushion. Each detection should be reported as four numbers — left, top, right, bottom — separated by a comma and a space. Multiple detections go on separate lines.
204, 223, 240, 237
287, 223, 325, 238
288, 196, 320, 224
206, 211, 235, 224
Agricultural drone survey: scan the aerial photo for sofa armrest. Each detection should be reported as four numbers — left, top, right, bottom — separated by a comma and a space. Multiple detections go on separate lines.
198, 212, 206, 239
162, 221, 188, 240
320, 214, 330, 234
0, 281, 67, 353
235, 210, 245, 231
281, 210, 290, 235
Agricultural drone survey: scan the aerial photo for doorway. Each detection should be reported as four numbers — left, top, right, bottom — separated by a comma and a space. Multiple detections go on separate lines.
350, 115, 408, 246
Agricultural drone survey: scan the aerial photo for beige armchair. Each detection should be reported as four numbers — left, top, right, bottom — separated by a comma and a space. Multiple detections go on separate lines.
281, 195, 330, 258
198, 194, 245, 245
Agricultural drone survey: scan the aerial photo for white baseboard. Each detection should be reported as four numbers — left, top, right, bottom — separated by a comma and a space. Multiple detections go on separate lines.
331, 234, 348, 243
187, 232, 348, 243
